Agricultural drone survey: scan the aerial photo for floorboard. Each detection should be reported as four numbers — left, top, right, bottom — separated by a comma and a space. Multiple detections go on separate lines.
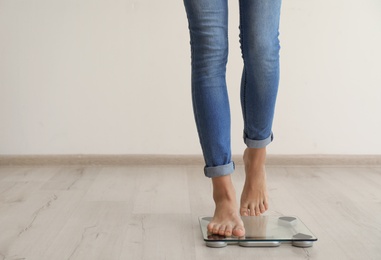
0, 164, 380, 259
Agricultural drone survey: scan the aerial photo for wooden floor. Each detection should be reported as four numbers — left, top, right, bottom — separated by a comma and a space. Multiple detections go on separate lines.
0, 164, 380, 259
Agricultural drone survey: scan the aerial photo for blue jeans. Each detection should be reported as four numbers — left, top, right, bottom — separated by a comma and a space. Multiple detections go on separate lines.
183, 0, 282, 178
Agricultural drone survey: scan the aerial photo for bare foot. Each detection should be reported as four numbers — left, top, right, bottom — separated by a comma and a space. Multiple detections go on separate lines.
207, 175, 245, 237
240, 147, 269, 216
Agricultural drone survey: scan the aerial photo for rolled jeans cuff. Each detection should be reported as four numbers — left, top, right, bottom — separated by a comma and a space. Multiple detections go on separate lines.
244, 132, 274, 149
204, 161, 235, 178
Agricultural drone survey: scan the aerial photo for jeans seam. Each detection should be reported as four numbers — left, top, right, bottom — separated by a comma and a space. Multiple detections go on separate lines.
239, 0, 247, 138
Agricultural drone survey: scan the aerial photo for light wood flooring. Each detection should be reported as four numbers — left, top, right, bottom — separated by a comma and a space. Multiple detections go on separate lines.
0, 164, 380, 259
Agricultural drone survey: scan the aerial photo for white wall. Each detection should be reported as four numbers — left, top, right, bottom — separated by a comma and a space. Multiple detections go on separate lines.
1, 0, 380, 155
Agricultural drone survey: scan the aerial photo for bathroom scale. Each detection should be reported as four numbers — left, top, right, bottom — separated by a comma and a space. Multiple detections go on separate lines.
199, 216, 317, 248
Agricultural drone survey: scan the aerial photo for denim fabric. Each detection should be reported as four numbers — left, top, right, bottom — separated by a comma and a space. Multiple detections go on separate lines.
183, 0, 281, 178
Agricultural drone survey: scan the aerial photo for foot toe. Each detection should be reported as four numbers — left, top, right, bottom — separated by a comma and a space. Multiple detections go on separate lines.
255, 206, 262, 216
264, 200, 269, 211
249, 205, 256, 216
225, 225, 233, 237
240, 207, 249, 216
232, 226, 245, 237
207, 223, 214, 233
218, 225, 226, 236
259, 202, 266, 213
211, 222, 224, 234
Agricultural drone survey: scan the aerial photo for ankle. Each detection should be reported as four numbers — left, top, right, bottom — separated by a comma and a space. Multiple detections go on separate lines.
243, 147, 267, 168
212, 175, 236, 202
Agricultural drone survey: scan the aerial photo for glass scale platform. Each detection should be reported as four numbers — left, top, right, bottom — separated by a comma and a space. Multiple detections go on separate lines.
199, 216, 317, 248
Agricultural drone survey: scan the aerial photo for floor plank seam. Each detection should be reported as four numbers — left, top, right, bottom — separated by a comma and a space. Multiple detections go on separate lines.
1, 154, 381, 166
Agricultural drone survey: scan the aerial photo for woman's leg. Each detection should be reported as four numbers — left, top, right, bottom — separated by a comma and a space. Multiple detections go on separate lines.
183, 0, 233, 178
238, 0, 282, 216
183, 0, 244, 236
